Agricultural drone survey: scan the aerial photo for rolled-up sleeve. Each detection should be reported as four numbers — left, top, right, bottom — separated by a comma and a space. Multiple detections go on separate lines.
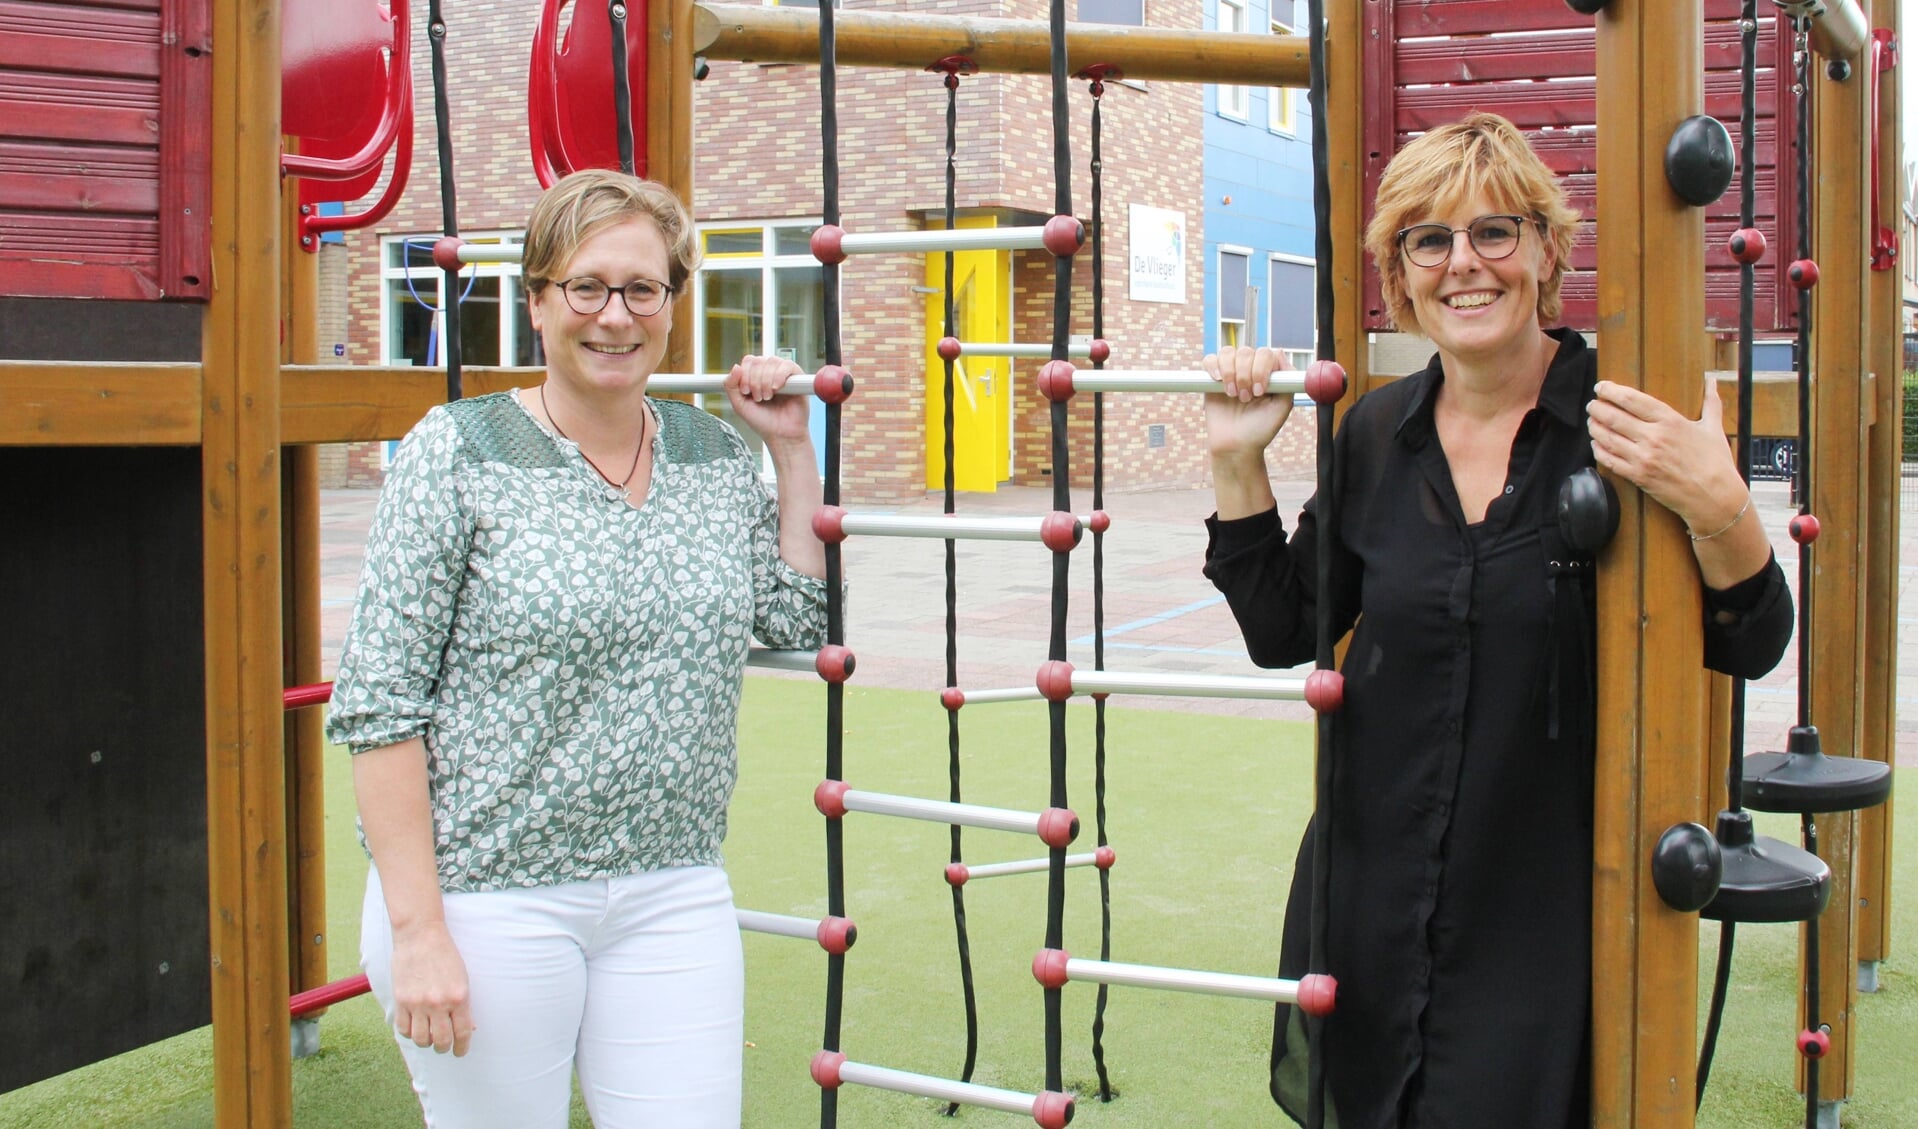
1702, 550, 1793, 681
326, 411, 472, 755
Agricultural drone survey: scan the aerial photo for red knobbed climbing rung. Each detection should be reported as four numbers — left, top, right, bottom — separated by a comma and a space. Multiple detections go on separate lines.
814, 781, 1078, 848
810, 1052, 1073, 1128
735, 909, 857, 954
1032, 949, 1338, 1014
810, 507, 1083, 551
289, 973, 371, 1018
946, 846, 1115, 885
1035, 662, 1308, 702
810, 216, 1083, 263
283, 683, 334, 710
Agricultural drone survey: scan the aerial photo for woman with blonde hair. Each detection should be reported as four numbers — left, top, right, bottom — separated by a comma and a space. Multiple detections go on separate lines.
1200, 113, 1791, 1127
329, 168, 829, 1128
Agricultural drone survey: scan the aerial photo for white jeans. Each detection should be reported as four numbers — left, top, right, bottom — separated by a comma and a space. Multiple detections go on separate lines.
361, 865, 745, 1129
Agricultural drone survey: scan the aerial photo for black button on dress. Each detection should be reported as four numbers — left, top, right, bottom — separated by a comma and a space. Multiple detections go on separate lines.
1203, 330, 1792, 1129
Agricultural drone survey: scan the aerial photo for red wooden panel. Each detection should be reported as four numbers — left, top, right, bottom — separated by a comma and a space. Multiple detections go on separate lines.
1361, 0, 1800, 334
0, 3, 159, 78
1397, 32, 1594, 87
1393, 0, 1588, 38
1395, 72, 1774, 133
0, 0, 208, 300
1559, 175, 1779, 223
1395, 0, 1749, 37
0, 75, 159, 146
0, 211, 160, 257
1395, 18, 1782, 86
160, 0, 212, 295
0, 141, 159, 213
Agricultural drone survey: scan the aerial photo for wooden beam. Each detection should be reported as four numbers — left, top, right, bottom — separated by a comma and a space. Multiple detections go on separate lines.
281, 365, 544, 443
1856, 0, 1900, 974
0, 357, 1796, 449
0, 362, 202, 445
652, 0, 695, 374
1803, 38, 1874, 1102
692, 2, 1311, 88
203, 0, 289, 1123
1592, 0, 1710, 1125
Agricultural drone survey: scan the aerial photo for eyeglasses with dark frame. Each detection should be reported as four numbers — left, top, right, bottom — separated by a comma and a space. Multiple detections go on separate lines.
553, 276, 676, 317
1395, 215, 1537, 269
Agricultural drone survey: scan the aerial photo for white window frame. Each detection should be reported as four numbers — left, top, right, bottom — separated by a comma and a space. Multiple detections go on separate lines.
1269, 251, 1317, 373
692, 219, 831, 475
1269, 14, 1297, 134
1218, 244, 1253, 349
1217, 0, 1249, 120
378, 230, 529, 369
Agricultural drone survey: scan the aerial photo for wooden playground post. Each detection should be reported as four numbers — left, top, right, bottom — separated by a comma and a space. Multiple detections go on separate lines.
1804, 28, 1875, 1100
1591, 0, 1711, 1125
280, 168, 329, 1013
202, 0, 291, 1123
1325, 0, 1370, 399
1857, 0, 1901, 978
651, 0, 697, 375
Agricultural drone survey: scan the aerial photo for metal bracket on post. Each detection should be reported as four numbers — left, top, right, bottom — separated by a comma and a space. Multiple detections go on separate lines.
291, 1017, 320, 1060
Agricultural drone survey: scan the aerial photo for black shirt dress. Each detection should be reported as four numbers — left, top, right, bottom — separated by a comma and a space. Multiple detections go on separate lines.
1203, 329, 1793, 1129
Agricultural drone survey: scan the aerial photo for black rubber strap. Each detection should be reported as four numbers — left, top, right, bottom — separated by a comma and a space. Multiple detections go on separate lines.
817, 5, 846, 1126
427, 0, 461, 402
607, 0, 635, 175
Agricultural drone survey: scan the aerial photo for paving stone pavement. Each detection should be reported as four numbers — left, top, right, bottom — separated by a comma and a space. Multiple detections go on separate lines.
318, 473, 1918, 764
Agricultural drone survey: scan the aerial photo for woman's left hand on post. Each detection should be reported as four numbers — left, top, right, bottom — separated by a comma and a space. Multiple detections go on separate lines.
1585, 376, 1748, 533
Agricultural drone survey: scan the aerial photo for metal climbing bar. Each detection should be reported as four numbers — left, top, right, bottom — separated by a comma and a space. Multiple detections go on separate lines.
942, 340, 1105, 360
289, 974, 371, 1018
946, 847, 1113, 885
1043, 666, 1310, 702
811, 507, 1082, 549
1033, 950, 1338, 1010
814, 781, 1078, 847
283, 683, 333, 709
810, 219, 1082, 263
736, 909, 857, 953
1042, 369, 1309, 398
810, 1053, 1074, 1128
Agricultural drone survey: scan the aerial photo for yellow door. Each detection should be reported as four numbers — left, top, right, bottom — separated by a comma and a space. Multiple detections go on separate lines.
924, 219, 1009, 492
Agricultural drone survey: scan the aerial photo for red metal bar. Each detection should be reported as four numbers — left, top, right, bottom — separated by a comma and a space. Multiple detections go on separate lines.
289, 973, 370, 1018
281, 682, 333, 710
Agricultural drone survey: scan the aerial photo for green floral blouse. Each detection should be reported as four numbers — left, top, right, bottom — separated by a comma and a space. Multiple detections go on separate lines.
327, 391, 829, 892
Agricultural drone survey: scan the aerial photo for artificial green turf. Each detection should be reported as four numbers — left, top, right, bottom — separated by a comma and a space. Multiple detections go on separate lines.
1, 677, 1911, 1127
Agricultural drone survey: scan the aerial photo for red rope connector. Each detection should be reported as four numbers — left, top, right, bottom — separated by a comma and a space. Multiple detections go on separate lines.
927, 55, 978, 90
1295, 972, 1339, 1017
810, 1050, 847, 1088
1036, 808, 1079, 848
812, 365, 853, 404
1032, 947, 1072, 989
1038, 360, 1076, 402
814, 645, 856, 684
815, 916, 857, 955
1078, 61, 1123, 96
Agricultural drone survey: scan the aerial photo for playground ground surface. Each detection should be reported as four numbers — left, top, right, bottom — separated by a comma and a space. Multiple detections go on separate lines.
3, 476, 1913, 1126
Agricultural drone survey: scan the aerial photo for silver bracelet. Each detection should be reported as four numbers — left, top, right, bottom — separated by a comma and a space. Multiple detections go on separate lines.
1687, 496, 1751, 542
